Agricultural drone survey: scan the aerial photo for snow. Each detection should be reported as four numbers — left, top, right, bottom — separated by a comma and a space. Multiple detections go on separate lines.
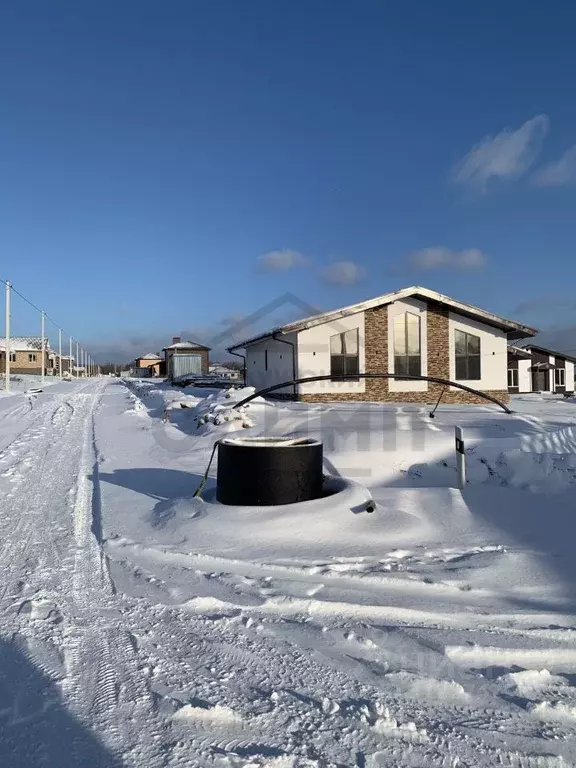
0, 373, 60, 398
2, 380, 576, 765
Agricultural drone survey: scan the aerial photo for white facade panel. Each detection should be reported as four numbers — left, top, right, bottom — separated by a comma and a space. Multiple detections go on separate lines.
448, 312, 507, 391
297, 312, 366, 395
549, 355, 555, 392
518, 358, 531, 393
245, 333, 297, 394
566, 360, 575, 391
387, 298, 428, 392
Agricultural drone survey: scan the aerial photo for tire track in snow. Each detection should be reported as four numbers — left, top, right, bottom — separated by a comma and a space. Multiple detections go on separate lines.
61, 384, 167, 767
0, 382, 165, 767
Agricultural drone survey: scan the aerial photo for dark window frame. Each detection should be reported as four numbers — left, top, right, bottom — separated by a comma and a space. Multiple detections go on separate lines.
330, 329, 359, 380
264, 349, 268, 371
455, 329, 481, 381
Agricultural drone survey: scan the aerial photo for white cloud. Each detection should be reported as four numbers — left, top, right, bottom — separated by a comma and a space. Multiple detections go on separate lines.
320, 260, 366, 285
532, 144, 576, 187
453, 115, 549, 192
257, 249, 307, 272
406, 246, 486, 272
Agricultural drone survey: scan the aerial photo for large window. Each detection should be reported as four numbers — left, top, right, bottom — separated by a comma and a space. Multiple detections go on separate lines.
508, 369, 518, 388
393, 312, 421, 376
555, 368, 566, 387
330, 329, 359, 378
455, 329, 481, 380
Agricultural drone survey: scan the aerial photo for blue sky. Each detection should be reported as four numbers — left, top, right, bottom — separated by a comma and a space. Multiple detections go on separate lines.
2, 1, 576, 361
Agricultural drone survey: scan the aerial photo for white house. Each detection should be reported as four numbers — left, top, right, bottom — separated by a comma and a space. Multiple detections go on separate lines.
508, 344, 575, 395
209, 364, 241, 380
228, 286, 537, 405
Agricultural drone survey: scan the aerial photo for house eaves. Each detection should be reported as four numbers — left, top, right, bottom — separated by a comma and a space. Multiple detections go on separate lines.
162, 341, 211, 351
508, 345, 533, 359
519, 344, 576, 365
227, 286, 538, 351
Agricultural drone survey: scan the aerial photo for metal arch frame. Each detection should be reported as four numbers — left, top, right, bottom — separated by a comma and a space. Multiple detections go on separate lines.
233, 373, 512, 414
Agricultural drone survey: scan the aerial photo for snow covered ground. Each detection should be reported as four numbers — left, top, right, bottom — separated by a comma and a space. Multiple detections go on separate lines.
2, 379, 576, 766
0, 373, 60, 398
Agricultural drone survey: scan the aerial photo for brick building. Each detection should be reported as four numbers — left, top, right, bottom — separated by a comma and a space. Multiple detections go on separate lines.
133, 353, 163, 377
0, 337, 51, 376
228, 286, 537, 405
162, 337, 210, 381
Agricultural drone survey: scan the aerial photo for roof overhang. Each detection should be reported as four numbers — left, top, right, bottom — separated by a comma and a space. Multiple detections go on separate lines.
227, 286, 538, 351
508, 345, 533, 359
521, 344, 576, 364
529, 362, 557, 371
162, 343, 211, 352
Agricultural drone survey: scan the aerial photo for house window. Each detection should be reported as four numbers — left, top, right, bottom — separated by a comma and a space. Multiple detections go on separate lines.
330, 329, 359, 378
265, 349, 268, 371
508, 369, 518, 388
455, 329, 481, 380
9, 353, 16, 363
393, 312, 421, 376
554, 368, 566, 387
28, 353, 37, 363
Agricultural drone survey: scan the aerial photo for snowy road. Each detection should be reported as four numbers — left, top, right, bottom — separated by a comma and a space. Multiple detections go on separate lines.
0, 381, 165, 767
2, 380, 576, 767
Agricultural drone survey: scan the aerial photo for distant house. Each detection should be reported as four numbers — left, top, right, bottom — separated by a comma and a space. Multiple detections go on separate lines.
163, 337, 210, 381
507, 344, 576, 395
209, 363, 241, 380
0, 337, 50, 376
48, 352, 74, 375
133, 353, 163, 377
227, 286, 537, 405
56, 355, 74, 375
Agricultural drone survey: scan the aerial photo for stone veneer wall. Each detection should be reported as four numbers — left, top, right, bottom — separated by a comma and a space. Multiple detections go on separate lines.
299, 301, 510, 405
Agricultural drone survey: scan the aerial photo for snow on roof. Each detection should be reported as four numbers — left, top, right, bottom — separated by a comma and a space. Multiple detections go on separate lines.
228, 286, 539, 351
139, 353, 162, 360
0, 336, 47, 352
162, 341, 211, 351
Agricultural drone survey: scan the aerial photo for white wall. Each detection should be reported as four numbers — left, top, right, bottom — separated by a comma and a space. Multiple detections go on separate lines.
448, 312, 508, 391
566, 360, 575, 392
245, 333, 297, 394
387, 298, 428, 392
548, 355, 555, 391
297, 312, 366, 395
550, 356, 575, 392
517, 358, 531, 393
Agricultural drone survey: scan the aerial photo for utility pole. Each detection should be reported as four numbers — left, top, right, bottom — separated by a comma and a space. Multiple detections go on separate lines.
41, 311, 46, 383
69, 337, 73, 377
76, 341, 79, 378
58, 329, 62, 379
5, 281, 11, 392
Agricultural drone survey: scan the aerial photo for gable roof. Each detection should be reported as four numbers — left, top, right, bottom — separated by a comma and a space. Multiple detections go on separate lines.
228, 286, 538, 351
515, 342, 576, 364
162, 340, 211, 351
0, 336, 48, 352
139, 352, 162, 360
